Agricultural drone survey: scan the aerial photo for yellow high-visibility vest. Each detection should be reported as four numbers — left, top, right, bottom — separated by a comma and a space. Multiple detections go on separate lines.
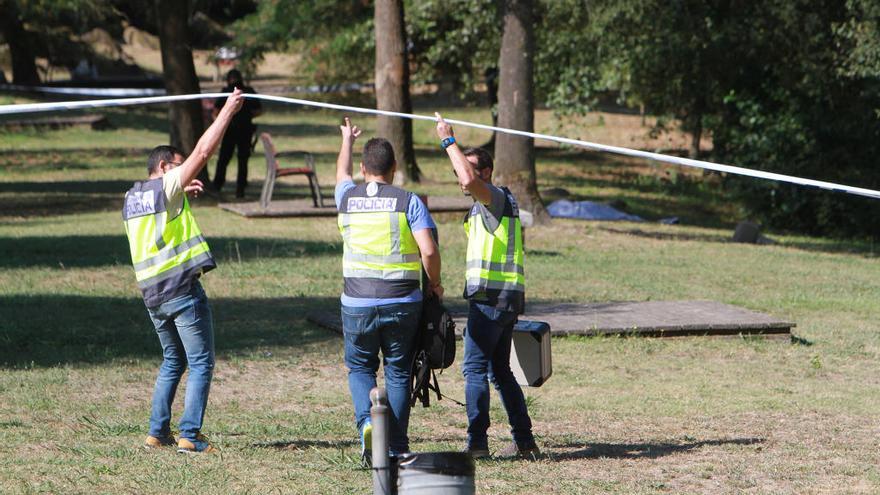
122, 179, 215, 307
463, 186, 524, 313
338, 182, 421, 298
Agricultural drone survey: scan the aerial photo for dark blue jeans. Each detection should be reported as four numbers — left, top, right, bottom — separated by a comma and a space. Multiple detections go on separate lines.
462, 301, 534, 449
342, 301, 421, 454
145, 280, 215, 441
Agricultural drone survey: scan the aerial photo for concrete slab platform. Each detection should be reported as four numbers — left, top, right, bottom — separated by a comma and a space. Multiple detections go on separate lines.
307, 300, 794, 338
219, 196, 473, 218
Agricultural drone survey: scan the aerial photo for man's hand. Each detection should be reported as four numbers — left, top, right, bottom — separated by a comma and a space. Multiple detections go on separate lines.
184, 179, 205, 199
427, 282, 444, 301
222, 88, 245, 116
435, 112, 454, 140
340, 116, 362, 142
336, 117, 361, 183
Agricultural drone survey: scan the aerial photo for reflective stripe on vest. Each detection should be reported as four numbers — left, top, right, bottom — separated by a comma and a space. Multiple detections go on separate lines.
463, 187, 525, 312
123, 178, 216, 307
338, 182, 421, 298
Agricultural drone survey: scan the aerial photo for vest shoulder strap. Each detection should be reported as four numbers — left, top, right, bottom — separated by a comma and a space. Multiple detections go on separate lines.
465, 186, 519, 233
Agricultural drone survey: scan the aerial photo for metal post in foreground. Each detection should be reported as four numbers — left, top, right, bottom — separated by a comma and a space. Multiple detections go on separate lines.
370, 387, 392, 495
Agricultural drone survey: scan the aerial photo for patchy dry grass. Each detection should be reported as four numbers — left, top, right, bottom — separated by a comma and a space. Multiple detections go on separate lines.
1, 100, 879, 494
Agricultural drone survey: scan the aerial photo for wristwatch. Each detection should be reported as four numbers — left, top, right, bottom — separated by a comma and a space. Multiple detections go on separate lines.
441, 136, 456, 149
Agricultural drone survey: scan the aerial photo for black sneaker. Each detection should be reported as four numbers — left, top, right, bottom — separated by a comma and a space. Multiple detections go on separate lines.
463, 445, 491, 459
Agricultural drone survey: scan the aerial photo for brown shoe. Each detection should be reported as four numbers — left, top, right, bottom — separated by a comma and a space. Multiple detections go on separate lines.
498, 440, 540, 459
144, 434, 176, 449
177, 434, 218, 453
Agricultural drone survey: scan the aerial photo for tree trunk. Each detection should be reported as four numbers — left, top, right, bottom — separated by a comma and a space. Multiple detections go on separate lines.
481, 66, 499, 149
155, 0, 209, 183
688, 112, 702, 159
374, 0, 420, 183
0, 0, 40, 85
494, 0, 549, 224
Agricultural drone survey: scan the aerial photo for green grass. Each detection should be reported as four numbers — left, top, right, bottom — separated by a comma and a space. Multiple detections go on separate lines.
1, 102, 879, 493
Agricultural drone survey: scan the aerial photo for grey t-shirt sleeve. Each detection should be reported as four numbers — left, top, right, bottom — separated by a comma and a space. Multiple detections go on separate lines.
478, 183, 508, 233
488, 184, 507, 218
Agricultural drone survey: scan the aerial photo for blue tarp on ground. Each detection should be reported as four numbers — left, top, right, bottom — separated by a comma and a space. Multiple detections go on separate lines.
547, 199, 644, 222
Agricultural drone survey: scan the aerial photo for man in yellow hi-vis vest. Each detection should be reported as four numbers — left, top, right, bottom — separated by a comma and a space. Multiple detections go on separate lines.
434, 113, 539, 459
335, 117, 442, 462
123, 89, 244, 454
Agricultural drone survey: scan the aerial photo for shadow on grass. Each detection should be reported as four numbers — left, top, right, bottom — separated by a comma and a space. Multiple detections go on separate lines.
254, 439, 357, 450
532, 147, 733, 228
0, 179, 142, 218
542, 188, 727, 228
104, 107, 169, 134
0, 192, 123, 217
547, 437, 764, 461
0, 179, 332, 217
0, 294, 341, 368
0, 235, 341, 268
598, 226, 733, 244
1, 180, 135, 194
0, 148, 152, 158
599, 225, 880, 258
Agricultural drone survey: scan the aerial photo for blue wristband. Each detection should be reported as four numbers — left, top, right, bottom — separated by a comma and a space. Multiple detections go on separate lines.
441, 136, 456, 149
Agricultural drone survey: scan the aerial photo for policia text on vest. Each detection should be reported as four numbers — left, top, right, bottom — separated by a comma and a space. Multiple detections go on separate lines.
338, 182, 423, 299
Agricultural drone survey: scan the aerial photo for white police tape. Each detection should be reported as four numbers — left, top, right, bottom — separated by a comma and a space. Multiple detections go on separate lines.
2, 92, 879, 200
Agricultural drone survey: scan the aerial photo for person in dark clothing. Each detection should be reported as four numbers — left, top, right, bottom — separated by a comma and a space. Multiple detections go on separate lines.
213, 69, 262, 198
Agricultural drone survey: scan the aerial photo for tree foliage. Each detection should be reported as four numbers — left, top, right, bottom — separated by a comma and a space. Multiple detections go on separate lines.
231, 0, 373, 81
405, 0, 499, 92
707, 0, 880, 237
229, 0, 880, 237
835, 0, 880, 80
588, 0, 880, 236
0, 0, 117, 81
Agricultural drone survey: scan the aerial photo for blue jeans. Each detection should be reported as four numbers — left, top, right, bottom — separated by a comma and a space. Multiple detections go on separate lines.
342, 301, 421, 454
462, 301, 534, 449
146, 280, 215, 441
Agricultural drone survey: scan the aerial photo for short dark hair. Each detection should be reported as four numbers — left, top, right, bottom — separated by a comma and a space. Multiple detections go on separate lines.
362, 138, 396, 176
463, 147, 494, 171
146, 145, 183, 175
227, 69, 243, 83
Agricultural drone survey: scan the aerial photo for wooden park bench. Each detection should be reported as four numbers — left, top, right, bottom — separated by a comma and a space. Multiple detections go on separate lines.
259, 132, 325, 209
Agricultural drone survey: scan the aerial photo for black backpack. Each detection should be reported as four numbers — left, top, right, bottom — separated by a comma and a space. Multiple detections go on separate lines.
420, 295, 456, 369
410, 294, 457, 408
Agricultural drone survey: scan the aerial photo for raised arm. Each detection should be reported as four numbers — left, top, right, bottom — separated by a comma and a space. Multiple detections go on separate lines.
336, 116, 362, 183
179, 88, 244, 187
435, 112, 493, 205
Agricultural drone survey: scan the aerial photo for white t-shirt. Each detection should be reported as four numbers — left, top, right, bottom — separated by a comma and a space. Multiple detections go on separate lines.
161, 167, 185, 219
